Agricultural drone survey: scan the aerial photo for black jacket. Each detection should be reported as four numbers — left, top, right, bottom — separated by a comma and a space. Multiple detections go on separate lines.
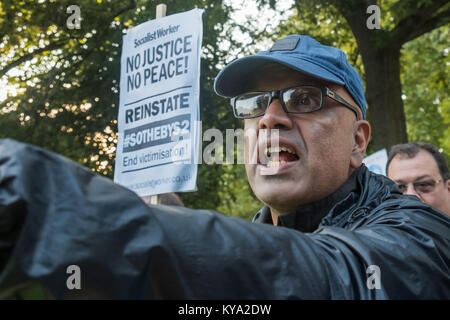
0, 139, 449, 299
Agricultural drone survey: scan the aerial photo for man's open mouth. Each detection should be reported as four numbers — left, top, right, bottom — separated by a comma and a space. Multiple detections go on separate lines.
260, 145, 300, 167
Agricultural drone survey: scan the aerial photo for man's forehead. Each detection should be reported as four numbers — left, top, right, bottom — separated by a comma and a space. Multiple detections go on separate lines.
389, 150, 441, 180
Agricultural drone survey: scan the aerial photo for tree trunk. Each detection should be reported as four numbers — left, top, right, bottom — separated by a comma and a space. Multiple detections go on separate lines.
361, 45, 408, 151
334, 0, 409, 152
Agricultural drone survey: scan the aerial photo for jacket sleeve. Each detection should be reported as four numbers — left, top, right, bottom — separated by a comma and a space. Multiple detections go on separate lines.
313, 206, 450, 299
0, 139, 449, 299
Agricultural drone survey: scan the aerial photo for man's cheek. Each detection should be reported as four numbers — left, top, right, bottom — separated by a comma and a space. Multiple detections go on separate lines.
421, 194, 436, 207
244, 163, 253, 183
244, 141, 257, 165
244, 124, 259, 165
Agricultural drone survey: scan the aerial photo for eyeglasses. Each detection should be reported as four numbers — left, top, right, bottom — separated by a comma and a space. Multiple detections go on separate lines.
230, 85, 360, 120
397, 179, 442, 194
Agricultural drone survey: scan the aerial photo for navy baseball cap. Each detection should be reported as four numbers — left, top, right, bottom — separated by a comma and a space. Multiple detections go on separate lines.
214, 35, 366, 119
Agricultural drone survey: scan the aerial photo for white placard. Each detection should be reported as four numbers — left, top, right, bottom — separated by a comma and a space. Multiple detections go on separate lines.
363, 148, 388, 176
114, 8, 203, 196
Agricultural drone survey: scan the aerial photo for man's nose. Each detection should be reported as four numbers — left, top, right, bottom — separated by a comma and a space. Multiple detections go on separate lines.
258, 98, 293, 130
404, 184, 423, 201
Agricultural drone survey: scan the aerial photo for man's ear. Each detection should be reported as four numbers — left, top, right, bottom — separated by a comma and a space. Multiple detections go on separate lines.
350, 120, 371, 169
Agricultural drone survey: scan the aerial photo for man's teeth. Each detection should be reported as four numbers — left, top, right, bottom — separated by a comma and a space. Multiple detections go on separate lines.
264, 146, 296, 156
267, 160, 287, 167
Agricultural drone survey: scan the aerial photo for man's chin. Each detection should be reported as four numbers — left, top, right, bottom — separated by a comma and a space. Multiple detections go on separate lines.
253, 187, 304, 213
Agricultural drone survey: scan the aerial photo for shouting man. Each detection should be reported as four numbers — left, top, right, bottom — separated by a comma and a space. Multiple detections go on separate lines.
0, 35, 449, 299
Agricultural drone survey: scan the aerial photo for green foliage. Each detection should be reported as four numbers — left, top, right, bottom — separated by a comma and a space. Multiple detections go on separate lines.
276, 0, 449, 158
5, 283, 48, 300
216, 164, 262, 221
400, 26, 450, 159
0, 0, 264, 220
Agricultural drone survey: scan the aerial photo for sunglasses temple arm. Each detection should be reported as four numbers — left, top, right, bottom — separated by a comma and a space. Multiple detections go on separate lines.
326, 88, 360, 120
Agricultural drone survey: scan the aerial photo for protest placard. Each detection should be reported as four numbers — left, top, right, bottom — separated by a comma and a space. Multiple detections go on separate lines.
363, 148, 388, 176
114, 8, 203, 197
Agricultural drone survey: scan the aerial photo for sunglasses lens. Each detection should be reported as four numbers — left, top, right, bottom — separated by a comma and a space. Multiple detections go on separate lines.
283, 86, 322, 113
234, 93, 269, 118
398, 180, 439, 194
414, 181, 437, 194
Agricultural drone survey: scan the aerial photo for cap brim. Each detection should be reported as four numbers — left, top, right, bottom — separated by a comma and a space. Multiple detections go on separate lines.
214, 54, 345, 98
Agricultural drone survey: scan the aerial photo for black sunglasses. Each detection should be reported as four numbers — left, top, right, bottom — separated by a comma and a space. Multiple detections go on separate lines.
230, 85, 360, 120
397, 179, 443, 194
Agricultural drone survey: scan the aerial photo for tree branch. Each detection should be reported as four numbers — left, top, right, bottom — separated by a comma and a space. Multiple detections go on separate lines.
0, 42, 65, 77
391, 1, 450, 46
113, 0, 135, 19
331, 0, 387, 52
0, 0, 136, 78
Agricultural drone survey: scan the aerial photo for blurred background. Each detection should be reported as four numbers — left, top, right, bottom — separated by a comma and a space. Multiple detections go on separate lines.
1, 0, 448, 221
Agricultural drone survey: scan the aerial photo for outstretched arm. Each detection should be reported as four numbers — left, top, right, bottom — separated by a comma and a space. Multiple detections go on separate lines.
1, 139, 448, 299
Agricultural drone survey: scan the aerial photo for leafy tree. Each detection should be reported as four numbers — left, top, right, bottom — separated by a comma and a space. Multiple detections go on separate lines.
1, 1, 255, 213
276, 0, 449, 151
400, 26, 449, 158
271, 0, 449, 158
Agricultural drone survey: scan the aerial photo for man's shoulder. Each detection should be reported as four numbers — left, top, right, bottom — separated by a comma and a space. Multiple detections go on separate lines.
327, 166, 449, 233
346, 195, 450, 238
